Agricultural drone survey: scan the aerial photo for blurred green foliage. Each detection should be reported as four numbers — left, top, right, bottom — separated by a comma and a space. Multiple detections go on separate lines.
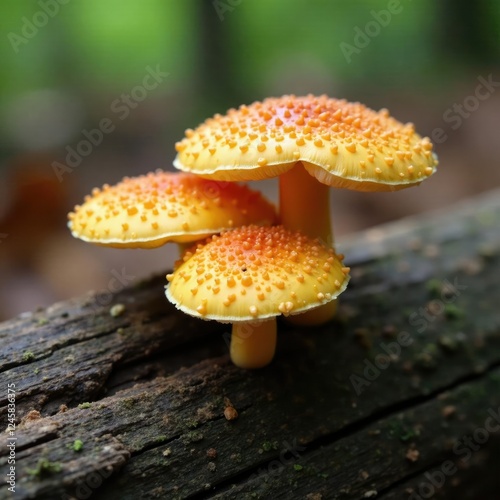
1, 0, 195, 98
2, 1, 500, 95
229, 0, 437, 87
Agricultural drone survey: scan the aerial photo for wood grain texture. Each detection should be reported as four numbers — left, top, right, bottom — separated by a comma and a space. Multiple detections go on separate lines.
1, 189, 500, 500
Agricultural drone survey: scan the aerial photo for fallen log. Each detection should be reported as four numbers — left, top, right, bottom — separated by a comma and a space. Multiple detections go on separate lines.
1, 189, 500, 500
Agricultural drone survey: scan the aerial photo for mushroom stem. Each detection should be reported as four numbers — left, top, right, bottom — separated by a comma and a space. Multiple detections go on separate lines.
279, 163, 337, 326
230, 319, 277, 369
286, 300, 338, 326
279, 162, 333, 246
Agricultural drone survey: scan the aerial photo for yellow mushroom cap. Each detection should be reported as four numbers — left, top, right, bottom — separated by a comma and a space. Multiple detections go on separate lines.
165, 225, 350, 323
174, 94, 437, 191
68, 171, 276, 248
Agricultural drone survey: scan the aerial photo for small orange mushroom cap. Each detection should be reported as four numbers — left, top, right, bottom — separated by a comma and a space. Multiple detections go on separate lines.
68, 171, 276, 248
174, 95, 437, 191
165, 225, 350, 323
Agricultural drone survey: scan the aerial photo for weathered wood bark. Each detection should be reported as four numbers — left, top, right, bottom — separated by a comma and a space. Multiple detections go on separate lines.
1, 189, 500, 500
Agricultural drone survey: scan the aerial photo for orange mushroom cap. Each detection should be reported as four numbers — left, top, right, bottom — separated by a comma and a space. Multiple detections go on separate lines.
165, 225, 350, 323
174, 94, 437, 191
68, 171, 276, 248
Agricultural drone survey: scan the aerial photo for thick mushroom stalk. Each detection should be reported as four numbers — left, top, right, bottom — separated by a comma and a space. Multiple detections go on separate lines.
230, 320, 276, 369
279, 162, 332, 246
280, 163, 336, 325
165, 225, 350, 369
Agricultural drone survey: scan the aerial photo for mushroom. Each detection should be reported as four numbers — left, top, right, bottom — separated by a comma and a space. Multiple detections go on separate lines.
68, 170, 276, 251
165, 225, 350, 369
173, 95, 438, 323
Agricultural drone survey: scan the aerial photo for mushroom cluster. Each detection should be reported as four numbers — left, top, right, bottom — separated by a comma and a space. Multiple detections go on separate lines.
69, 95, 437, 369
172, 95, 437, 337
